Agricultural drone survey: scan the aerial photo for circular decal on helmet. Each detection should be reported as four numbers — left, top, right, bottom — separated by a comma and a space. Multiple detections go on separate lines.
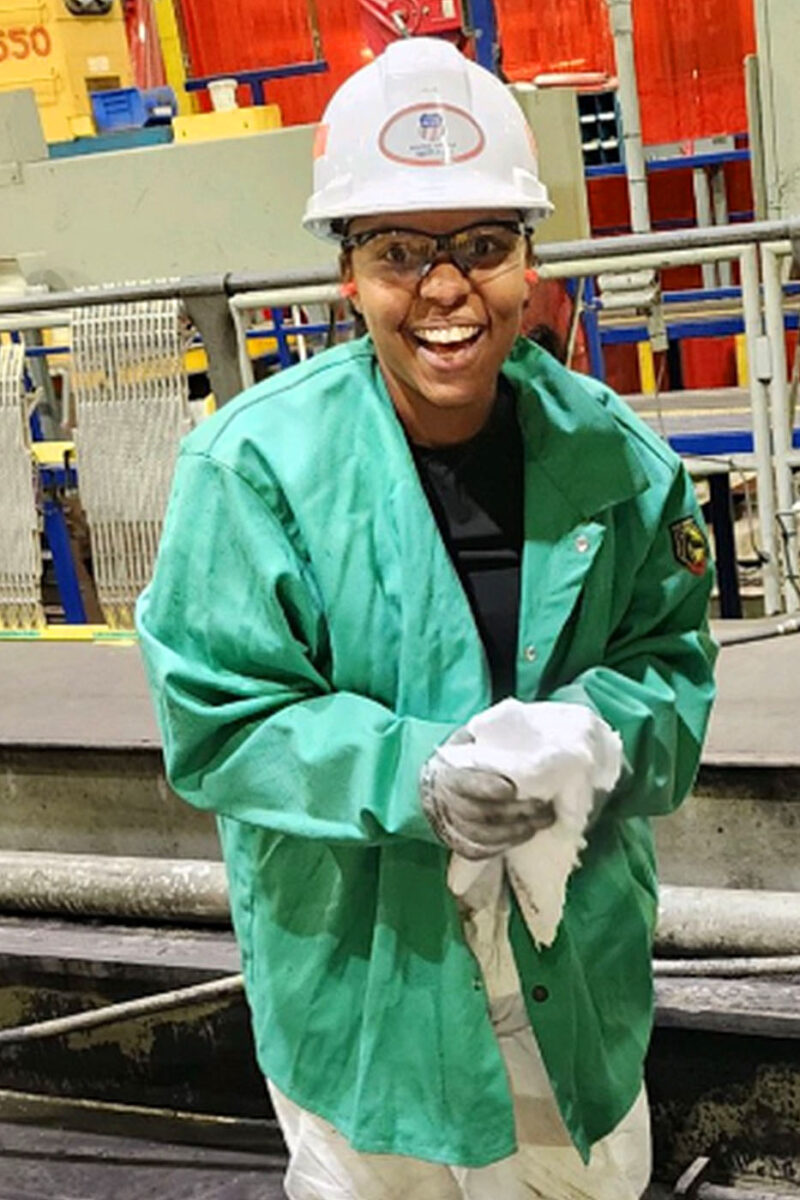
378, 103, 485, 167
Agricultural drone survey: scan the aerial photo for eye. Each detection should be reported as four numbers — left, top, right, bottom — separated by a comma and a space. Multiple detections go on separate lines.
383, 240, 414, 266
467, 231, 509, 260
365, 233, 430, 271
472, 234, 499, 256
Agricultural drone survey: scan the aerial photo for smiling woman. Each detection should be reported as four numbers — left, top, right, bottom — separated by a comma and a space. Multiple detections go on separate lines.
341, 208, 533, 444
136, 34, 717, 1200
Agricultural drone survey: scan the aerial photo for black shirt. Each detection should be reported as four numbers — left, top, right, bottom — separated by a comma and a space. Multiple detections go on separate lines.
409, 383, 524, 701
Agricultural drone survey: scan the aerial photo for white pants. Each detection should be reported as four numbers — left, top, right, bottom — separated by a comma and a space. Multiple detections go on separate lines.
268, 1000, 651, 1200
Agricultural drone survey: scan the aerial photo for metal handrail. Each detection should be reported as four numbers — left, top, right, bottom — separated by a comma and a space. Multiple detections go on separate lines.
2, 217, 800, 316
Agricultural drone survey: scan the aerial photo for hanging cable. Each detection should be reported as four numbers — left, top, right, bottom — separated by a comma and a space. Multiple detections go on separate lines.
0, 974, 244, 1048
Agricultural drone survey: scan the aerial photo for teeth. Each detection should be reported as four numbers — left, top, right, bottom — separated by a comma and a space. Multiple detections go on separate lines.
415, 325, 481, 345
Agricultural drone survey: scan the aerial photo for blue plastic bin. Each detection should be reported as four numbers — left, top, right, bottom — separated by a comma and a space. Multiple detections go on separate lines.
91, 88, 147, 132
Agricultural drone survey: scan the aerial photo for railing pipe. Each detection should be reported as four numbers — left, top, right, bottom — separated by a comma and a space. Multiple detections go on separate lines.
228, 284, 343, 311
5, 219, 800, 317
740, 243, 783, 613
761, 240, 799, 611
0, 313, 70, 334
604, 0, 651, 234
657, 884, 800, 956
692, 167, 718, 289
533, 217, 800, 263
2, 853, 800, 956
0, 852, 229, 925
537, 244, 749, 281
0, 268, 341, 317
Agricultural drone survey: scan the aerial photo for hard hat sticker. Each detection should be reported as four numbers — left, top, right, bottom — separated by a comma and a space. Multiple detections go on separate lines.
379, 103, 485, 167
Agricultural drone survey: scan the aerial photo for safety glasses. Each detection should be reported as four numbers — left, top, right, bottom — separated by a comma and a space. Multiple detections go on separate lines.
341, 221, 528, 286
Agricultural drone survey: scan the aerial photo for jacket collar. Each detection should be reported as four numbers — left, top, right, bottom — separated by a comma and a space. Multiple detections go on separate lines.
362, 332, 649, 522
502, 338, 649, 522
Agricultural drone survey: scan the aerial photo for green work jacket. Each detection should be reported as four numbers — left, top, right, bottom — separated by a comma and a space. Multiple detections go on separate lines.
136, 336, 717, 1167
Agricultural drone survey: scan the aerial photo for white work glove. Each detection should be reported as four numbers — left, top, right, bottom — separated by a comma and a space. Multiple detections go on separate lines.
420, 728, 556, 861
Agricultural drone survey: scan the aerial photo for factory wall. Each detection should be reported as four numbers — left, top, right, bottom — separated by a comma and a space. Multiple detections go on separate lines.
178, 0, 756, 144
178, 0, 365, 121
500, 0, 756, 145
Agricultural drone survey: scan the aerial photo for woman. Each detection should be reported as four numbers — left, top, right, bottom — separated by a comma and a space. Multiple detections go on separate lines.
137, 37, 716, 1200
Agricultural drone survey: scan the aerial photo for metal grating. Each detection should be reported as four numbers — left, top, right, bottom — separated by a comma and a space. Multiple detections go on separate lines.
72, 301, 189, 628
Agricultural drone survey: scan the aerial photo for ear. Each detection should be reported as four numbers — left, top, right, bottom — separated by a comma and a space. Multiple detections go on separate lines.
340, 255, 362, 313
523, 234, 538, 304
524, 266, 539, 299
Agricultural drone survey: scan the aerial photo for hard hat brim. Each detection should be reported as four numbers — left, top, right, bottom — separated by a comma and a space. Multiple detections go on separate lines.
303, 173, 553, 242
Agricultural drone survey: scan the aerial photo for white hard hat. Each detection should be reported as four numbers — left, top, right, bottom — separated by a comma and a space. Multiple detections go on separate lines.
303, 37, 553, 241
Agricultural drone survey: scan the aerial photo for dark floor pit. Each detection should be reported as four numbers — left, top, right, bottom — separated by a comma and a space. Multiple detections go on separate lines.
3, 956, 800, 1192
0, 962, 267, 1122
647, 1025, 800, 1187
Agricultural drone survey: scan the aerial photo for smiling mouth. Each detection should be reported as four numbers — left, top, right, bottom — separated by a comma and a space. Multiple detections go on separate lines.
410, 324, 484, 351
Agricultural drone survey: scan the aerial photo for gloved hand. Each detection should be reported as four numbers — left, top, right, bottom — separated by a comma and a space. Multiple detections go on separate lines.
421, 729, 556, 861
441, 698, 622, 826
438, 700, 624, 947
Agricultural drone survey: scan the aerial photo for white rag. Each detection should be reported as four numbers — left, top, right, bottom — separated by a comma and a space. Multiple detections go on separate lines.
440, 700, 623, 948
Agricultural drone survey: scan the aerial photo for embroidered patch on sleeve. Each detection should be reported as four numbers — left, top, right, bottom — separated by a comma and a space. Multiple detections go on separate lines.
670, 516, 708, 575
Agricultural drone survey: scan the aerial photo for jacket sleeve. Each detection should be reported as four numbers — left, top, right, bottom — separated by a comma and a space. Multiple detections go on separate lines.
136, 450, 453, 845
548, 463, 718, 820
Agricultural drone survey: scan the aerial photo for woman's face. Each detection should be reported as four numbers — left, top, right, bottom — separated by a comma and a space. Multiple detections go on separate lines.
342, 208, 532, 445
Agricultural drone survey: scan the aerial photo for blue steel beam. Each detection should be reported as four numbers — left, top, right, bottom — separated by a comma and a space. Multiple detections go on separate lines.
186, 60, 329, 106
601, 312, 800, 344
581, 277, 606, 381
465, 0, 500, 73
668, 430, 800, 455
42, 496, 87, 624
585, 148, 751, 179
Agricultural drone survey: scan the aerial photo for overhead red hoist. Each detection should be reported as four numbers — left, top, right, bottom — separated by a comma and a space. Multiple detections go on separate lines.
358, 1, 499, 73
359, 1, 465, 48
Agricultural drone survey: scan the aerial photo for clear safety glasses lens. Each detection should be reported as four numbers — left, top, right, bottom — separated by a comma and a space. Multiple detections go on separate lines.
347, 224, 525, 284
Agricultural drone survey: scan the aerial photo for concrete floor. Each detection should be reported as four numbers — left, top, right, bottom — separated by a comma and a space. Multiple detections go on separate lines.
0, 1121, 288, 1199
0, 640, 159, 750
704, 620, 800, 766
1, 622, 798, 763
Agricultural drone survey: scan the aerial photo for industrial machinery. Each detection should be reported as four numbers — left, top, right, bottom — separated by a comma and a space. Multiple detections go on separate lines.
0, 0, 132, 141
358, 0, 500, 73
359, 0, 467, 52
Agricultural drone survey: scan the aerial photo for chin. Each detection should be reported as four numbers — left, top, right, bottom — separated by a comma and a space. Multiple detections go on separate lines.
421, 388, 484, 410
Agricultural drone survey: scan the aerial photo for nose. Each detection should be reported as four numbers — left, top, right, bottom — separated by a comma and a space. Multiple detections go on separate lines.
417, 258, 472, 306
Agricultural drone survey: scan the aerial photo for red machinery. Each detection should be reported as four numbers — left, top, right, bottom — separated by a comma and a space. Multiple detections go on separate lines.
358, 1, 467, 55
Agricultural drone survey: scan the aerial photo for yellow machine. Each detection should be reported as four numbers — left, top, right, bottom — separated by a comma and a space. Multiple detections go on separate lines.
0, 0, 132, 141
